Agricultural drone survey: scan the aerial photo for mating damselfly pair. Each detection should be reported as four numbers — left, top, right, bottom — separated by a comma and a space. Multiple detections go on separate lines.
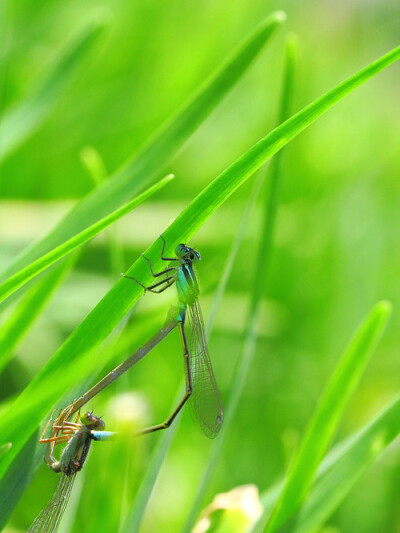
29, 237, 223, 531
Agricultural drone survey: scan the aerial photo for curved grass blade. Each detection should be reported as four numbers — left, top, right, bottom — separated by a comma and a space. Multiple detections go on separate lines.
264, 301, 392, 532
0, 256, 76, 374
165, 45, 400, 250
291, 395, 400, 533
0, 12, 285, 287
182, 34, 297, 533
0, 17, 107, 163
0, 174, 173, 304
0, 43, 398, 484
252, 396, 400, 533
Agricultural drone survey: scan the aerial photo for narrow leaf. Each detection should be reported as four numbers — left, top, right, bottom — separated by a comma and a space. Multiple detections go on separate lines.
0, 174, 173, 303
292, 396, 400, 533
252, 396, 400, 533
264, 301, 392, 532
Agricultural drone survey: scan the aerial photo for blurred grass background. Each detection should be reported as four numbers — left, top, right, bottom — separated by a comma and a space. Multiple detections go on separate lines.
1, 0, 399, 531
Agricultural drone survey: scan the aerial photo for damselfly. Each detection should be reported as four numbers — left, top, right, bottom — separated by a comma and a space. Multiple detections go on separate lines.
57, 237, 223, 439
28, 411, 113, 533
123, 237, 224, 438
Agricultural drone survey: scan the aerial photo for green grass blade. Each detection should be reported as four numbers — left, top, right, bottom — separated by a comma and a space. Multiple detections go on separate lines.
0, 174, 173, 304
292, 396, 400, 533
264, 301, 392, 532
0, 12, 285, 284
165, 45, 400, 248
0, 17, 107, 162
252, 396, 400, 533
182, 35, 297, 533
0, 43, 398, 483
0, 256, 75, 374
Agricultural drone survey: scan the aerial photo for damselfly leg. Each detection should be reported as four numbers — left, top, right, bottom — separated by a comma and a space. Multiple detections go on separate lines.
141, 252, 177, 278
137, 317, 192, 435
121, 274, 176, 294
160, 234, 179, 262
121, 236, 179, 293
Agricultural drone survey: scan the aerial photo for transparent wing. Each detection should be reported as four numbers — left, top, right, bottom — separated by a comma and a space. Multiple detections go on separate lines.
28, 473, 75, 533
187, 299, 224, 438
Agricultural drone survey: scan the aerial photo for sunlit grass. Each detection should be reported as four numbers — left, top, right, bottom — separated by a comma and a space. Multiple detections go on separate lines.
0, 4, 399, 532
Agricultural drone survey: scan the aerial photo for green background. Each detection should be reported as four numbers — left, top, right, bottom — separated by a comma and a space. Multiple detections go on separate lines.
1, 0, 399, 531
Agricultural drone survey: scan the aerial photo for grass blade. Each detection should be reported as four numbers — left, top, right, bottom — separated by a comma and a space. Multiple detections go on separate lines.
292, 396, 400, 533
165, 45, 400, 249
0, 174, 173, 303
252, 396, 400, 532
0, 17, 107, 162
0, 43, 398, 483
0, 12, 285, 285
0, 256, 76, 374
182, 35, 297, 533
264, 301, 392, 532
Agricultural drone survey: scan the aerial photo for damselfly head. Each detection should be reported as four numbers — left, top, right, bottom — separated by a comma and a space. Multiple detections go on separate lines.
80, 411, 106, 430
175, 243, 201, 263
